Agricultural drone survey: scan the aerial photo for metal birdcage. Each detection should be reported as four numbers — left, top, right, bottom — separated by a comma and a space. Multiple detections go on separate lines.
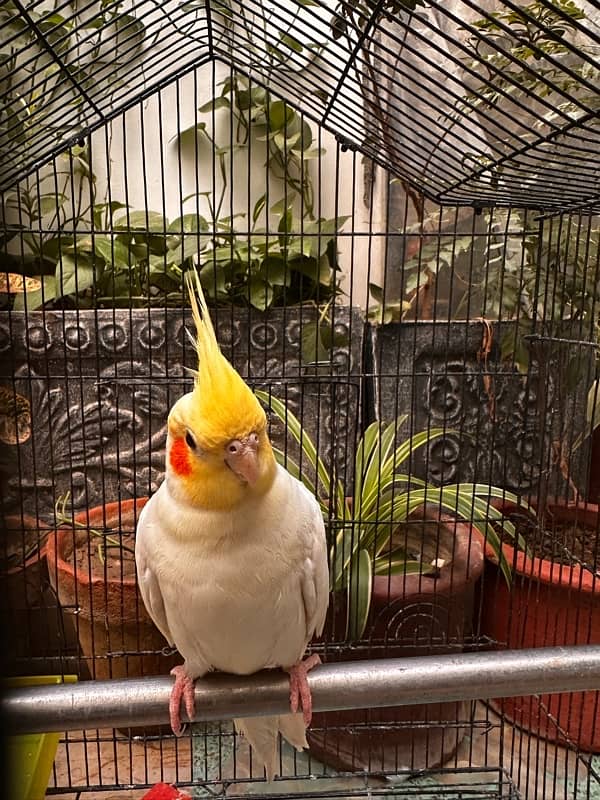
1, 0, 599, 208
1, 0, 600, 798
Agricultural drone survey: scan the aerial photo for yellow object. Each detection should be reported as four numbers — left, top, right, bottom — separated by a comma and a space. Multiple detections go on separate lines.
4, 674, 77, 800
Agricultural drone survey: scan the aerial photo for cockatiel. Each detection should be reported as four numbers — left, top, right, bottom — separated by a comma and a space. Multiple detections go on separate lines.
135, 268, 329, 779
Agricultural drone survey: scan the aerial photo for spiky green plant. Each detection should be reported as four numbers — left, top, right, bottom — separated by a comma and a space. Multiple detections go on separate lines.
256, 390, 529, 641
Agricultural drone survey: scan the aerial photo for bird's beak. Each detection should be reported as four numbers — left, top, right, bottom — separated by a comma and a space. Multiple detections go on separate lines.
225, 438, 260, 486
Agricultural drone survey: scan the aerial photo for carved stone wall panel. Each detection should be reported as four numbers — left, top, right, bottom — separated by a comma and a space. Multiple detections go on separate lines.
1, 308, 363, 516
370, 321, 593, 496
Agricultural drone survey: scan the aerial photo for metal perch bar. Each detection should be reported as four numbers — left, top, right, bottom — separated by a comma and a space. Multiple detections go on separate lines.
3, 646, 600, 735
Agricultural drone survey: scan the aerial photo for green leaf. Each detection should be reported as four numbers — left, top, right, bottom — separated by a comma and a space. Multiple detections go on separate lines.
12, 275, 56, 311
259, 256, 290, 287
93, 237, 132, 269
254, 390, 345, 518
35, 194, 66, 217
93, 201, 128, 227
373, 556, 422, 576
198, 96, 231, 114
114, 210, 167, 232
199, 263, 227, 295
252, 193, 267, 225
369, 282, 384, 303
300, 320, 329, 366
278, 205, 293, 238
55, 254, 95, 296
176, 122, 208, 148
248, 277, 273, 311
280, 33, 303, 53
268, 100, 292, 132
168, 214, 209, 234
303, 217, 349, 258
346, 549, 372, 641
586, 380, 600, 434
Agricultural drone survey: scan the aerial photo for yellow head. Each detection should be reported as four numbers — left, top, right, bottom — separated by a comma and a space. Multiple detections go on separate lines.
166, 269, 276, 510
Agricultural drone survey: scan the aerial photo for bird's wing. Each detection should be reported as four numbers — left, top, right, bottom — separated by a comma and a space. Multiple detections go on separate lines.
298, 486, 330, 642
135, 503, 175, 648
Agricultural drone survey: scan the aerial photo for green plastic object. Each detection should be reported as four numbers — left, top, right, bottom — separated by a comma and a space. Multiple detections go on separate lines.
5, 674, 78, 800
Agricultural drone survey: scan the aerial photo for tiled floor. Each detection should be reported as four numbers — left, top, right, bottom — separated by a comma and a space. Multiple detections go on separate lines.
48, 703, 600, 799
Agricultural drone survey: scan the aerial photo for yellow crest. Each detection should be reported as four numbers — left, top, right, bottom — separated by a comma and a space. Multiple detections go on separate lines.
185, 268, 266, 449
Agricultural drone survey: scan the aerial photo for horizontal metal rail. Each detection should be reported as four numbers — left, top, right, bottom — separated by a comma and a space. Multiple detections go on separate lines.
3, 646, 600, 735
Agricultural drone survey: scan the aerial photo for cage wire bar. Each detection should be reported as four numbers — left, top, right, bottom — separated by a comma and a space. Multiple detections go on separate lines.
1, 0, 600, 798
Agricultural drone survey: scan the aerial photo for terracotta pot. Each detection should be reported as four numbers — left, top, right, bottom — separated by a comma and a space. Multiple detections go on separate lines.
1, 513, 79, 670
480, 501, 600, 752
2, 513, 49, 612
44, 497, 177, 683
307, 516, 484, 772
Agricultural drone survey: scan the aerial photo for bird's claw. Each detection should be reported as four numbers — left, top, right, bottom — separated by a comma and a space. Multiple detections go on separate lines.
285, 653, 321, 727
169, 665, 196, 736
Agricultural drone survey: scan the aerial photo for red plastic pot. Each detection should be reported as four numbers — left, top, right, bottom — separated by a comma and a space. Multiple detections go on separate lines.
480, 501, 600, 751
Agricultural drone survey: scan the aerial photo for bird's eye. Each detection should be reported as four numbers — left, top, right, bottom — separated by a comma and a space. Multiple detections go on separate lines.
185, 431, 197, 450
249, 432, 259, 446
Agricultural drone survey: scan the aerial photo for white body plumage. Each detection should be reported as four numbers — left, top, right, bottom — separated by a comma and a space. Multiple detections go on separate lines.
135, 461, 329, 776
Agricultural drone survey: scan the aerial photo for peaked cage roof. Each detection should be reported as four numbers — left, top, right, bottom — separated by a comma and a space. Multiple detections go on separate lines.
1, 0, 599, 211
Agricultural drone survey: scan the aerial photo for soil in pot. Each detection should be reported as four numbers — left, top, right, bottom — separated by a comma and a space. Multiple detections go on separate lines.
480, 502, 600, 752
45, 498, 179, 736
308, 516, 484, 773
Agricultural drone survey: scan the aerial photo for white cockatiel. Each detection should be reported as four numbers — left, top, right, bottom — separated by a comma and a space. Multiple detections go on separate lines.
135, 269, 329, 779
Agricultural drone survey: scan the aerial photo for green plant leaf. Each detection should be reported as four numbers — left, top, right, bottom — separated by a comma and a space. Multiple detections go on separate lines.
254, 389, 345, 518
268, 100, 293, 132
280, 33, 303, 53
114, 210, 167, 232
12, 275, 56, 310
300, 320, 329, 366
34, 194, 66, 217
93, 237, 132, 269
373, 556, 422, 576
198, 96, 231, 114
168, 214, 209, 234
55, 254, 94, 296
252, 193, 267, 225
259, 256, 290, 287
369, 282, 384, 303
586, 379, 600, 434
346, 549, 372, 640
248, 277, 273, 310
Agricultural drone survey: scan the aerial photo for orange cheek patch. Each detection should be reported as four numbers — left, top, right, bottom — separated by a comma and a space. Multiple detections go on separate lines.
170, 437, 193, 477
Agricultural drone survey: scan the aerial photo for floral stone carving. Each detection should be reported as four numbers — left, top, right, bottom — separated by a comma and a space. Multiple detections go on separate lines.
0, 308, 362, 516
369, 321, 593, 495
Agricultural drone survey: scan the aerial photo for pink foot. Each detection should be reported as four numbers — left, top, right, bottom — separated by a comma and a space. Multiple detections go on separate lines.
169, 665, 196, 736
285, 654, 321, 726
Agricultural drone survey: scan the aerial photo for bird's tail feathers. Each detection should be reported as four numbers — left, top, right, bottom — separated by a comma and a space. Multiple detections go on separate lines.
234, 713, 308, 781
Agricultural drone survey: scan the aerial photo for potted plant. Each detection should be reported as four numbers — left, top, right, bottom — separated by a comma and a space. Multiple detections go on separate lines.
256, 389, 527, 771
2, 86, 360, 519
44, 494, 179, 735
478, 383, 600, 752
367, 205, 598, 497
479, 498, 600, 752
0, 512, 59, 671
44, 494, 175, 683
